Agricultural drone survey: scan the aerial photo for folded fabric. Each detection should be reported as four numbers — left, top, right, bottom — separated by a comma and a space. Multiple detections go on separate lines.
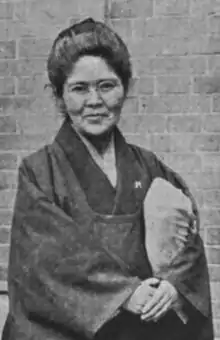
143, 177, 195, 277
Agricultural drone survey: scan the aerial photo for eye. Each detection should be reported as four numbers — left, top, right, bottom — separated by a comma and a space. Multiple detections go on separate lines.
99, 80, 116, 92
69, 84, 88, 94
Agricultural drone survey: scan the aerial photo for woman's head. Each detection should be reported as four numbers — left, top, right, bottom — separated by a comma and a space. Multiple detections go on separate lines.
47, 18, 132, 136
47, 18, 132, 100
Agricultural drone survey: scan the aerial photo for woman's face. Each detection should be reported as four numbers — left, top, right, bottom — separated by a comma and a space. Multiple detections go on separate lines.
62, 55, 125, 136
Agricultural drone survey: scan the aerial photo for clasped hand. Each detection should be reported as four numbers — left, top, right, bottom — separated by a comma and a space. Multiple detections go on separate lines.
123, 278, 179, 322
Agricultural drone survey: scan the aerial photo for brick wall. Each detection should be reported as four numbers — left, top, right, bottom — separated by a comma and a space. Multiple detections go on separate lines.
0, 0, 220, 338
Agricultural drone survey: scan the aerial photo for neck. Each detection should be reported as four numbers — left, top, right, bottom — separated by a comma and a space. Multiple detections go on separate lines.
80, 129, 114, 155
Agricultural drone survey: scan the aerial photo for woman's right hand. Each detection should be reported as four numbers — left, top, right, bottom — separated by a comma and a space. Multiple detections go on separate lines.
123, 278, 160, 314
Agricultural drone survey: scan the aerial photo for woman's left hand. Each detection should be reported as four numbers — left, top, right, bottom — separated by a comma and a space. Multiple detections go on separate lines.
140, 280, 178, 322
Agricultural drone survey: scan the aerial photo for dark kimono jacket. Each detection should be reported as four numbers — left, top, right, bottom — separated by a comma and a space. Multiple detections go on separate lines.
2, 119, 213, 340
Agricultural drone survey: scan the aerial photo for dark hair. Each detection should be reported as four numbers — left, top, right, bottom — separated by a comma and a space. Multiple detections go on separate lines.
47, 18, 132, 99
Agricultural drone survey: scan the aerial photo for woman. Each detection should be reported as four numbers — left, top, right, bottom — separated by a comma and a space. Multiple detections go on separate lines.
2, 18, 213, 340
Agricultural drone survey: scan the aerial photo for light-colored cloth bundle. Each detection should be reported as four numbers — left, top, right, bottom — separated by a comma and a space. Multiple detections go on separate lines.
143, 178, 197, 277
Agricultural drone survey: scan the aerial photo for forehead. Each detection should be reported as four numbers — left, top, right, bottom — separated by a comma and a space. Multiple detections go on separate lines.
66, 55, 119, 83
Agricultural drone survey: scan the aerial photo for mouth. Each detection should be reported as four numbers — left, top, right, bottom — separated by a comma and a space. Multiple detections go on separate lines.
85, 113, 109, 118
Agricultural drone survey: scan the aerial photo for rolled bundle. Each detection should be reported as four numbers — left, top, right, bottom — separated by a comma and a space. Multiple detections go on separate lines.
143, 178, 197, 277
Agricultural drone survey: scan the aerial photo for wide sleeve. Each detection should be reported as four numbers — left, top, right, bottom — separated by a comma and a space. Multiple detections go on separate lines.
7, 161, 140, 339
149, 155, 212, 320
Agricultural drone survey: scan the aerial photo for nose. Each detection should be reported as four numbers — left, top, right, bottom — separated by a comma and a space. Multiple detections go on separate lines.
86, 88, 103, 107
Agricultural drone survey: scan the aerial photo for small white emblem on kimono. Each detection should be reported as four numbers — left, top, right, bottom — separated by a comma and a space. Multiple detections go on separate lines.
134, 181, 142, 189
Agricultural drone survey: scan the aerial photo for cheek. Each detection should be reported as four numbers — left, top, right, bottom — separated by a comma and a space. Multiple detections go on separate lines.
63, 94, 85, 113
103, 88, 125, 109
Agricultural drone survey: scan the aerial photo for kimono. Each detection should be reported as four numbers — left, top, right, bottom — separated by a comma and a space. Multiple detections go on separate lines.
2, 119, 213, 340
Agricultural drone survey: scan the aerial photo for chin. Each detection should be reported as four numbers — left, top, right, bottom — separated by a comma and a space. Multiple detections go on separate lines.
82, 123, 116, 136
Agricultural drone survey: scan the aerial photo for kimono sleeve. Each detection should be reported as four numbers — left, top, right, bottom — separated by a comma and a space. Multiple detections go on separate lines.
7, 160, 140, 339
147, 154, 212, 320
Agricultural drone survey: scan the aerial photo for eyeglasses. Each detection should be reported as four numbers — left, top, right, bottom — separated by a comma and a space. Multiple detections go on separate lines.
67, 79, 121, 95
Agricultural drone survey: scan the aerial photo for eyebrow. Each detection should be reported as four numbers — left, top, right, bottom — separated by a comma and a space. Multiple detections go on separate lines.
67, 78, 119, 86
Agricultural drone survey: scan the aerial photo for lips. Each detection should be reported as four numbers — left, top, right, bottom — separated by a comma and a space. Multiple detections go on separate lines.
85, 113, 108, 117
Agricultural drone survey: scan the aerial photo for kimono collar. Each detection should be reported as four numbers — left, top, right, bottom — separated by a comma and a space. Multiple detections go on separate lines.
54, 119, 150, 214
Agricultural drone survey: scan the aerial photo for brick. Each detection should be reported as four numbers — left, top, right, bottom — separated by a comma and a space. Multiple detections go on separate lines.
181, 171, 220, 190
110, 19, 133, 42
208, 56, 220, 74
214, 320, 220, 338
192, 134, 220, 152
0, 190, 16, 209
202, 153, 220, 172
191, 0, 220, 16
0, 61, 16, 77
0, 41, 16, 59
0, 2, 13, 19
124, 133, 151, 149
208, 36, 220, 55
119, 114, 166, 134
0, 21, 8, 41
138, 56, 207, 76
206, 228, 220, 246
108, 0, 153, 19
149, 134, 171, 152
0, 116, 17, 134
0, 265, 7, 281
211, 282, 220, 300
0, 153, 17, 170
209, 265, 220, 281
169, 134, 202, 152
202, 209, 220, 226
0, 171, 17, 190
0, 134, 53, 152
136, 77, 154, 95
206, 247, 220, 265
139, 95, 211, 114
190, 35, 210, 55
17, 75, 46, 95
156, 75, 191, 93
0, 227, 10, 244
194, 76, 220, 94
203, 190, 220, 207
212, 94, 220, 112
0, 245, 9, 264
0, 210, 13, 226
130, 36, 190, 57
213, 302, 220, 319
155, 0, 190, 16
203, 115, 220, 133
122, 96, 138, 115
17, 112, 59, 135
167, 115, 201, 133
0, 78, 15, 96
18, 38, 52, 59
163, 153, 202, 172
15, 58, 46, 76
209, 15, 220, 34
143, 17, 189, 37
0, 94, 56, 117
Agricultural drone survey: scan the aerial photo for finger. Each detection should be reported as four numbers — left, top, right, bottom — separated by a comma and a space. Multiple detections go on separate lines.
176, 234, 188, 244
178, 227, 189, 236
141, 295, 170, 321
151, 302, 172, 322
176, 208, 196, 224
141, 287, 167, 314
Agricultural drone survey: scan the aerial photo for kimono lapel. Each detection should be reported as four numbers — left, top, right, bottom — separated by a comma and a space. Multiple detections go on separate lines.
55, 119, 117, 215
113, 129, 152, 214
54, 119, 152, 215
